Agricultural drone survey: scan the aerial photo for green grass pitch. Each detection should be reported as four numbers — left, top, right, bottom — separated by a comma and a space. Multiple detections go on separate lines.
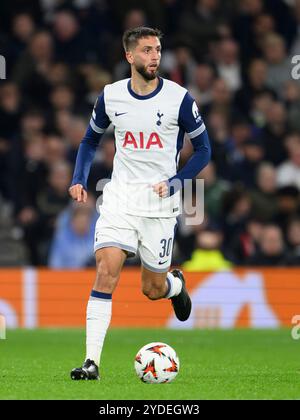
0, 328, 299, 400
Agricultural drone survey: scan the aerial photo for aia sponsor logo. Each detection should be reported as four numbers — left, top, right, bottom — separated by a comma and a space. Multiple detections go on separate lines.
122, 131, 163, 149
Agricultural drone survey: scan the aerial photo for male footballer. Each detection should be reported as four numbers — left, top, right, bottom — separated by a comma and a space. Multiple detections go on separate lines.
69, 27, 211, 380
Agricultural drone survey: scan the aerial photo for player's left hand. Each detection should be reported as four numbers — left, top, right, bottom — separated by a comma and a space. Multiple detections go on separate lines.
152, 181, 169, 198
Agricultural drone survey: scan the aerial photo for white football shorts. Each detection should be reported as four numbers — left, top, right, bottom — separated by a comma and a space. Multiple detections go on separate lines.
94, 207, 178, 273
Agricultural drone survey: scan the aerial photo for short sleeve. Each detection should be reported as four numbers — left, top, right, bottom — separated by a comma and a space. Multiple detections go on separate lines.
178, 92, 206, 139
89, 92, 111, 133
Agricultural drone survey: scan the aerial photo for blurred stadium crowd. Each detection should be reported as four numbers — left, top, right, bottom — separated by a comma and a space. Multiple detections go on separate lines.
1, 0, 300, 269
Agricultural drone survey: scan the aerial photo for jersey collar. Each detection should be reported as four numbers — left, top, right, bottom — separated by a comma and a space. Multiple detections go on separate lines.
127, 77, 163, 100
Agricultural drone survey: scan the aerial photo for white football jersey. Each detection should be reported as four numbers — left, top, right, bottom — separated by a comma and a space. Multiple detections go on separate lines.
90, 77, 206, 217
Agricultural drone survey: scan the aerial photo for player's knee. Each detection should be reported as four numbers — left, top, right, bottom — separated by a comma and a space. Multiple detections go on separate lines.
142, 284, 165, 301
143, 289, 158, 300
96, 260, 119, 289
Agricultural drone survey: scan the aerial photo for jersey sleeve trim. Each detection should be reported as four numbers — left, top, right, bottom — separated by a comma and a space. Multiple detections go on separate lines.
90, 90, 111, 133
188, 123, 206, 139
90, 118, 106, 134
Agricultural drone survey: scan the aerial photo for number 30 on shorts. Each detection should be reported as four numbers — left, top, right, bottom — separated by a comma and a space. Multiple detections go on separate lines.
159, 238, 173, 258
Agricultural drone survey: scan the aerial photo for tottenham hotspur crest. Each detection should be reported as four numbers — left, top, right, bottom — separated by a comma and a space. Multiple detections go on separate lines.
156, 110, 164, 126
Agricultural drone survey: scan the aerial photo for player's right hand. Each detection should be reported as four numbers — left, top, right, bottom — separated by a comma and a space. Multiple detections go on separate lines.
68, 184, 87, 203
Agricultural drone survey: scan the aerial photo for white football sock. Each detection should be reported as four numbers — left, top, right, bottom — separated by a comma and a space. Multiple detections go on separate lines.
85, 291, 112, 367
165, 272, 182, 299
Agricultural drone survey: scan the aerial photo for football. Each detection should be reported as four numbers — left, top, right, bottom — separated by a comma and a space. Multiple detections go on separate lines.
134, 342, 180, 384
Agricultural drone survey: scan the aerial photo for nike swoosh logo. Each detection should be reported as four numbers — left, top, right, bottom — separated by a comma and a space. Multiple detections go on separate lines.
158, 260, 168, 265
115, 112, 128, 117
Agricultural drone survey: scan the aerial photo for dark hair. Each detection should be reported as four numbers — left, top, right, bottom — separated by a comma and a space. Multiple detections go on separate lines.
122, 26, 163, 51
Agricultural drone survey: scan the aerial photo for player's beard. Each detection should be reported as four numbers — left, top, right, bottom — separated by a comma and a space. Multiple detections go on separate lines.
135, 63, 159, 81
